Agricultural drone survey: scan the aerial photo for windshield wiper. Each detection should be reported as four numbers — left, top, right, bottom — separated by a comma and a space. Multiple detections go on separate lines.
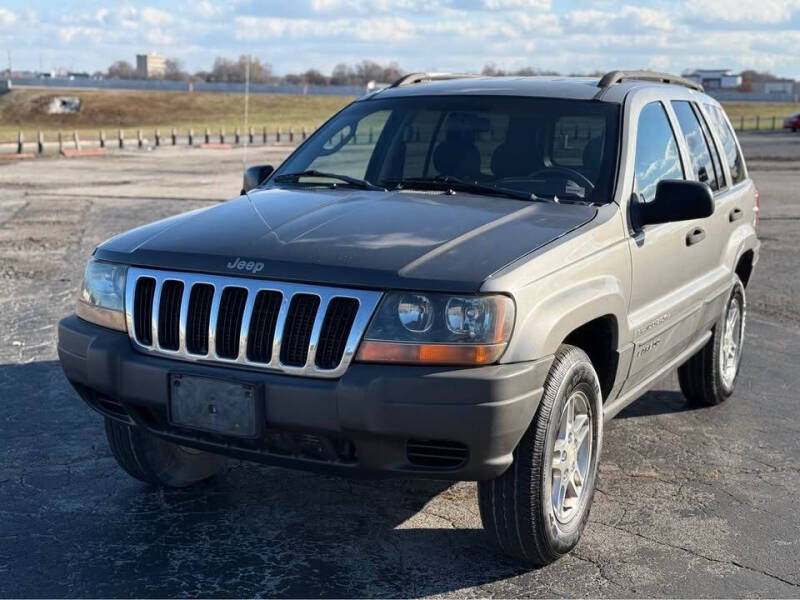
384, 176, 548, 203
273, 170, 386, 191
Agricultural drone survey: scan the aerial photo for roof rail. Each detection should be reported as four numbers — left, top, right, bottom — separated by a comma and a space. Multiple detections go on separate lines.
388, 72, 481, 88
597, 70, 704, 92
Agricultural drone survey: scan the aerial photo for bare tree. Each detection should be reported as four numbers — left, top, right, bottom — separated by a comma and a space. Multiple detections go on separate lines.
208, 55, 275, 83
482, 63, 560, 77
303, 69, 329, 85
164, 58, 189, 81
107, 60, 138, 79
329, 63, 353, 85
739, 69, 777, 92
329, 61, 404, 85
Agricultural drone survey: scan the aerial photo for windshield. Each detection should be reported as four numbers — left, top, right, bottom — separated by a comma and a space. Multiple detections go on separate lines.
270, 95, 620, 204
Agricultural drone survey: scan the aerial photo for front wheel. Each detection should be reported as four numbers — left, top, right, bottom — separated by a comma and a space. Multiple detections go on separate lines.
678, 277, 746, 406
105, 418, 226, 488
478, 345, 603, 566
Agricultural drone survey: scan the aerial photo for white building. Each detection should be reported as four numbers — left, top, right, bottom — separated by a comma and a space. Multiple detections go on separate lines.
683, 69, 741, 90
136, 53, 165, 79
757, 80, 795, 94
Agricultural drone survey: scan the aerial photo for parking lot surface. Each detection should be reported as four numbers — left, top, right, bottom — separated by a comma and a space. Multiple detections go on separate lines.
1, 134, 799, 597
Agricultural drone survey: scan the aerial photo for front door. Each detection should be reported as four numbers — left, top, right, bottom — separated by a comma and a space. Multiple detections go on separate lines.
624, 101, 714, 393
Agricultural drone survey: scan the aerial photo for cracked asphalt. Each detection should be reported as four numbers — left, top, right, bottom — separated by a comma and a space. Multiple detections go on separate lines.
1, 134, 799, 598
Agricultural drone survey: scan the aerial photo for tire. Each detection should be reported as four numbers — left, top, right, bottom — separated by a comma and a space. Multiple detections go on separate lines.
478, 344, 603, 566
678, 277, 746, 406
104, 418, 226, 488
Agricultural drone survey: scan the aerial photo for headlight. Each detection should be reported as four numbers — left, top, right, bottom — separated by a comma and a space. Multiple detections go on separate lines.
75, 259, 128, 331
356, 292, 514, 366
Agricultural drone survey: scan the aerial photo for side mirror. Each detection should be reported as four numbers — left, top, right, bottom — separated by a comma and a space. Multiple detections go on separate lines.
637, 180, 714, 227
241, 164, 274, 194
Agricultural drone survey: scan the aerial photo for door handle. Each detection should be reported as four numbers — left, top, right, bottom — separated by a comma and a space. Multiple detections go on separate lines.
686, 227, 706, 246
729, 207, 744, 222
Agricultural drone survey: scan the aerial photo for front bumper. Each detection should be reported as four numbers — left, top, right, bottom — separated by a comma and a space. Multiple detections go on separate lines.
58, 315, 551, 480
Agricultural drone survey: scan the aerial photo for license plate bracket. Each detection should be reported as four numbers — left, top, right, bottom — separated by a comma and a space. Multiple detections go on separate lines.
168, 374, 259, 438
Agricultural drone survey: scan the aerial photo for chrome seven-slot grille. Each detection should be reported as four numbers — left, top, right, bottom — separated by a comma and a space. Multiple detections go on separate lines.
124, 267, 383, 378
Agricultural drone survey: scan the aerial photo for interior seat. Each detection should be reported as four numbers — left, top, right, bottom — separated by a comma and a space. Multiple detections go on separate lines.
432, 114, 481, 180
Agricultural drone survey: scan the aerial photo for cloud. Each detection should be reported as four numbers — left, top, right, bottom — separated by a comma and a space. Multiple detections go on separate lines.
566, 5, 673, 32
58, 26, 104, 44
147, 29, 174, 44
682, 0, 800, 25
310, 0, 445, 13
482, 0, 550, 9
235, 15, 415, 41
0, 8, 17, 27
4, 0, 800, 79
195, 1, 222, 18
140, 7, 174, 26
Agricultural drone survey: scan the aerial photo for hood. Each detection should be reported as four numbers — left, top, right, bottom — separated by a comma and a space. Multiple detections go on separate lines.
95, 187, 596, 292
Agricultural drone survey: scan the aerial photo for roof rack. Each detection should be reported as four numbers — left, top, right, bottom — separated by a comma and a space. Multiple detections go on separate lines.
387, 72, 481, 88
597, 70, 704, 92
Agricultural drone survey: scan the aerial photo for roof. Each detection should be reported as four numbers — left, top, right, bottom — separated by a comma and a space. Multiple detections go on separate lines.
364, 74, 708, 104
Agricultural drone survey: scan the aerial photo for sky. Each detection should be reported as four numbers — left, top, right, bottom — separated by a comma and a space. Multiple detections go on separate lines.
1, 0, 799, 78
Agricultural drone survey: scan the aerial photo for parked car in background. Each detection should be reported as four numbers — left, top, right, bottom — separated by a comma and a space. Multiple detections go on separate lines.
784, 112, 800, 131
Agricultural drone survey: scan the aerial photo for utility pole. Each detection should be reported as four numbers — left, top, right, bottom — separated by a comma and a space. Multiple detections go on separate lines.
242, 54, 251, 166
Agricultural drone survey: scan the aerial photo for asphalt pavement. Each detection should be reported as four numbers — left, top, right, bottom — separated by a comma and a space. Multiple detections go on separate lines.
0, 133, 798, 597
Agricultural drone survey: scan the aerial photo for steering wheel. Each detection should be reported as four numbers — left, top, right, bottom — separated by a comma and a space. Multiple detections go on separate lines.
529, 166, 595, 191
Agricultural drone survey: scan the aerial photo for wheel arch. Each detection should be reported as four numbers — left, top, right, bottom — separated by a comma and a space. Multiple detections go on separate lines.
735, 249, 755, 287
503, 276, 628, 400
562, 315, 620, 400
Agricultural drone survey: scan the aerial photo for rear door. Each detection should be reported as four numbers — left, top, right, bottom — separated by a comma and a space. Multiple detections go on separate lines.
669, 100, 731, 300
698, 103, 754, 323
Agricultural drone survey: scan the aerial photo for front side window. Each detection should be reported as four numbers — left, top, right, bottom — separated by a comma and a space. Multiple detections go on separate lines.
671, 100, 719, 191
704, 104, 746, 185
272, 95, 621, 204
634, 102, 684, 203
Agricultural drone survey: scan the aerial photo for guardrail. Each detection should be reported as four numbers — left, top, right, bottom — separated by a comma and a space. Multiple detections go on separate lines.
0, 125, 318, 156
6, 77, 365, 97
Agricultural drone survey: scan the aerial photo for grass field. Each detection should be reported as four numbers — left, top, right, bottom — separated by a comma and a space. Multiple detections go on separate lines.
1, 87, 798, 143
722, 102, 800, 130
0, 88, 354, 143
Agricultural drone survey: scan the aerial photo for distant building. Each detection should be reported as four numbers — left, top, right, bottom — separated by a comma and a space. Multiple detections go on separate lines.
136, 53, 165, 79
683, 69, 742, 90
753, 79, 795, 95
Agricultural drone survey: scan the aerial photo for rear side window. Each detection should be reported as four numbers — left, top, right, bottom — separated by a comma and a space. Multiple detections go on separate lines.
694, 105, 726, 189
634, 102, 684, 203
705, 104, 746, 185
671, 101, 719, 191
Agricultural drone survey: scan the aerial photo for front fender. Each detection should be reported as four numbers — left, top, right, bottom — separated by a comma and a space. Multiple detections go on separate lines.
502, 275, 629, 363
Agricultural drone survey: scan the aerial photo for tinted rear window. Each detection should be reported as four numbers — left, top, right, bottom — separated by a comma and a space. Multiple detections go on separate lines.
671, 101, 720, 191
705, 104, 746, 185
